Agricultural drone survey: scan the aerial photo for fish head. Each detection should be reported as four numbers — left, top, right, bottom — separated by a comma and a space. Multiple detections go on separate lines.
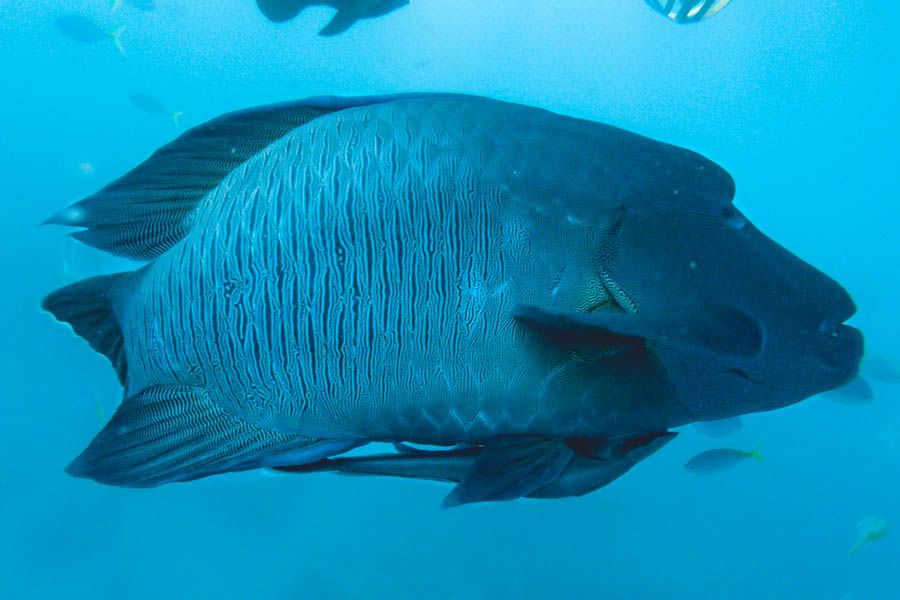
594, 157, 863, 420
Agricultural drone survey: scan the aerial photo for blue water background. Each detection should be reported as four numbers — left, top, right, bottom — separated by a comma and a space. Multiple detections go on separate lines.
1, 1, 898, 598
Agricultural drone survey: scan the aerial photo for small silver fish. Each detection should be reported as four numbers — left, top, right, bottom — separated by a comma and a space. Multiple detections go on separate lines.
55, 14, 125, 55
129, 94, 184, 127
684, 444, 762, 473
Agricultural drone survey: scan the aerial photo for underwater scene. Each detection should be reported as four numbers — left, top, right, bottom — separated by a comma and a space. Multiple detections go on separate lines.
1, 1, 898, 598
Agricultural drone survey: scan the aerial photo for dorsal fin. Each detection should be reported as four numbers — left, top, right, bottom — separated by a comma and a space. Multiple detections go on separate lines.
44, 94, 434, 260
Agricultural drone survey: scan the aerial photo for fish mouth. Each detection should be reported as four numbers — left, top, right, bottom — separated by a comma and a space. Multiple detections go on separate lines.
822, 323, 864, 387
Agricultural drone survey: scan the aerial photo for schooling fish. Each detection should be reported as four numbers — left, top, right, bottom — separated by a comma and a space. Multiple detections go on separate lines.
42, 94, 862, 506
256, 0, 409, 35
111, 0, 156, 11
55, 14, 125, 56
684, 444, 762, 473
692, 416, 742, 438
129, 94, 184, 127
645, 0, 733, 24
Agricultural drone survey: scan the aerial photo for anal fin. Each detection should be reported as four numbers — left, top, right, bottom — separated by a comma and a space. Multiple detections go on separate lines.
68, 384, 359, 487
442, 437, 574, 508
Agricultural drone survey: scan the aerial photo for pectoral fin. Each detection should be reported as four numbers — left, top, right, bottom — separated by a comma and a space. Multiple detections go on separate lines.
514, 303, 763, 360
441, 437, 575, 508
319, 10, 358, 36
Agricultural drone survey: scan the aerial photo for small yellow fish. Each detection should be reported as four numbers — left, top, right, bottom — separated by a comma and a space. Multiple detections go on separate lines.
849, 516, 888, 555
93, 394, 106, 424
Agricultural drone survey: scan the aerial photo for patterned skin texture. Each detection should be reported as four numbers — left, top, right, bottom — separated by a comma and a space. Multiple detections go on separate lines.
117, 96, 725, 444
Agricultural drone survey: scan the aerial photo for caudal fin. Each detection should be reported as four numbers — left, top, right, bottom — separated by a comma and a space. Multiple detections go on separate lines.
42, 273, 129, 384
749, 442, 764, 463
108, 25, 126, 56
171, 110, 184, 128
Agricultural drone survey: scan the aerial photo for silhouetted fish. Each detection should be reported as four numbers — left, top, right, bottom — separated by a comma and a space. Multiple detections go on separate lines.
55, 14, 125, 55
257, 0, 409, 35
42, 94, 862, 506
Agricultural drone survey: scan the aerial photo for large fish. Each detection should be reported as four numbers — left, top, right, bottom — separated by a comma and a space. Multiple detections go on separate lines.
42, 94, 863, 506
256, 0, 409, 35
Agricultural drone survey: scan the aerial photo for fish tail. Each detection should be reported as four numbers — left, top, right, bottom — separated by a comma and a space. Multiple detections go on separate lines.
848, 538, 866, 555
171, 110, 184, 128
109, 25, 126, 56
42, 272, 130, 385
749, 442, 763, 462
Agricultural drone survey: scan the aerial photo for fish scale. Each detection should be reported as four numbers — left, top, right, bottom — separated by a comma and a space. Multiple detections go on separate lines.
117, 99, 621, 442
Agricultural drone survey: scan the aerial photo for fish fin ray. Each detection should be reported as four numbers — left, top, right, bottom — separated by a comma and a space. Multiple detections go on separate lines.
42, 273, 129, 384
442, 437, 574, 508
277, 448, 479, 483
42, 94, 449, 260
66, 384, 359, 487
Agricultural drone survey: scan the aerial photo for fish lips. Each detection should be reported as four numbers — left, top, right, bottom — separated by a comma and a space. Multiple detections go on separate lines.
814, 322, 865, 387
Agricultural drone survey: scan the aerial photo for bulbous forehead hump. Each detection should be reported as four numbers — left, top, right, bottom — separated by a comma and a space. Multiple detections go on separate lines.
580, 120, 737, 215
493, 96, 736, 216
